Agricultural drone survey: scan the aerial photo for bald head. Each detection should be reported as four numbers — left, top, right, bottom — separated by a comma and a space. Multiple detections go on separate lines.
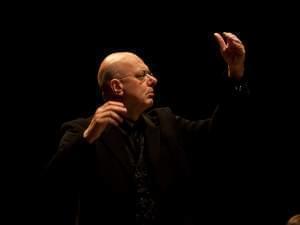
97, 52, 147, 101
97, 52, 144, 88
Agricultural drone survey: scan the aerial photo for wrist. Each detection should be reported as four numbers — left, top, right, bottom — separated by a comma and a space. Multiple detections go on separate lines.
228, 64, 244, 80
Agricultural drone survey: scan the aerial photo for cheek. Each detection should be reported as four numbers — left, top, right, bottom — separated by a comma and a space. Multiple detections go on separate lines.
134, 86, 147, 95
126, 84, 147, 98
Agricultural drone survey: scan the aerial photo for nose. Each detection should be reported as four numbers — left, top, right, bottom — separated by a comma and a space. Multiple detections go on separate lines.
146, 74, 157, 87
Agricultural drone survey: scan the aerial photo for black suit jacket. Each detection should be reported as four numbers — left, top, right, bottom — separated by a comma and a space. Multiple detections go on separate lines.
46, 106, 223, 225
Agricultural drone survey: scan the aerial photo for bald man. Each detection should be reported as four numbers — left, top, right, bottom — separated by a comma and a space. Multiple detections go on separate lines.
46, 32, 249, 225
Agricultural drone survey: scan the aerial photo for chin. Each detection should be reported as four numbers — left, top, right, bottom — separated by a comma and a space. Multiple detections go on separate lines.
143, 99, 154, 110
147, 99, 154, 106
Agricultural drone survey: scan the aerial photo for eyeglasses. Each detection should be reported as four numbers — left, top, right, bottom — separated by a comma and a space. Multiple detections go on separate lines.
118, 70, 155, 82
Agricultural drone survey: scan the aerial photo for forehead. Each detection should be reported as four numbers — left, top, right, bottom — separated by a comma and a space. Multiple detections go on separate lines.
116, 56, 149, 74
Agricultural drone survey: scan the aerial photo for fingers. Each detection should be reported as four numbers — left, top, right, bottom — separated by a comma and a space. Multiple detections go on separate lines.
215, 32, 242, 46
222, 32, 242, 44
98, 111, 124, 124
83, 101, 128, 143
95, 117, 119, 127
95, 100, 128, 126
98, 101, 127, 114
214, 33, 226, 51
96, 104, 127, 117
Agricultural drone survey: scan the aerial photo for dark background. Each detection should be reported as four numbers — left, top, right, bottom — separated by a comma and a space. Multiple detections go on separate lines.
11, 31, 299, 224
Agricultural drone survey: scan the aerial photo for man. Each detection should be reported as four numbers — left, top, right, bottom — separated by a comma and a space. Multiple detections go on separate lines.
47, 32, 249, 225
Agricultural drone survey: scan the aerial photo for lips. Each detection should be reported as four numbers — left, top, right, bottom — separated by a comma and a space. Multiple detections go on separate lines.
148, 92, 155, 97
147, 89, 155, 97
146, 88, 155, 97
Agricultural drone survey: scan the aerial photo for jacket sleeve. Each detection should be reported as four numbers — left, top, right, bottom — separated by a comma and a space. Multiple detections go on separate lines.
175, 77, 251, 149
46, 120, 92, 175
41, 120, 92, 225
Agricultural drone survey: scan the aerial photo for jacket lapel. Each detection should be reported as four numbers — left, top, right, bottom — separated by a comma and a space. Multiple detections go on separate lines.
142, 114, 161, 176
144, 115, 180, 196
99, 125, 134, 175
143, 113, 178, 192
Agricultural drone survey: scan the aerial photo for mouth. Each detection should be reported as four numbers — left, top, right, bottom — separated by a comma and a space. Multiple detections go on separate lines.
147, 91, 155, 97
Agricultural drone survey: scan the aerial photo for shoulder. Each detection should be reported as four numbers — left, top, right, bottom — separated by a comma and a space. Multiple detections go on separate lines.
57, 117, 92, 146
61, 117, 92, 134
146, 107, 173, 118
144, 107, 175, 126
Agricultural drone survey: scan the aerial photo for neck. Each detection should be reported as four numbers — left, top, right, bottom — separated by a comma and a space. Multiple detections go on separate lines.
126, 107, 143, 121
124, 102, 148, 121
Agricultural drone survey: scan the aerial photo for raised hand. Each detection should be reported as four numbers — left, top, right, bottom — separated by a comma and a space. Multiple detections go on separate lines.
214, 32, 246, 80
83, 101, 127, 143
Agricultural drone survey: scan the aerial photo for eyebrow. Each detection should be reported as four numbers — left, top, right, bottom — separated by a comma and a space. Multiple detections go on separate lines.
138, 69, 152, 75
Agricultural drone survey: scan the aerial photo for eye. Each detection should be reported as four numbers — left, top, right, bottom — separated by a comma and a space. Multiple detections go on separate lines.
135, 71, 146, 80
135, 74, 146, 80
135, 70, 153, 81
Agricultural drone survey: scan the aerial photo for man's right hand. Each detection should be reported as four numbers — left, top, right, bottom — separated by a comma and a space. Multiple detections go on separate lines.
83, 101, 127, 144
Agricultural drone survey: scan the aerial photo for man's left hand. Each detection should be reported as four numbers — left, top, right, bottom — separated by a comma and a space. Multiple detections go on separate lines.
214, 32, 246, 80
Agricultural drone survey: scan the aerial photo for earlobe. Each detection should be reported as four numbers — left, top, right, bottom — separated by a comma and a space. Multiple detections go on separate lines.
111, 79, 124, 96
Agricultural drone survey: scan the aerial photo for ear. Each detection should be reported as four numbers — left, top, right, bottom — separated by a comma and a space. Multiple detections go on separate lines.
110, 79, 124, 96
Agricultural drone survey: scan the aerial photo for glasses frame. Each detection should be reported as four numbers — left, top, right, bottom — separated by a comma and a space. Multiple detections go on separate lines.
117, 70, 155, 82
